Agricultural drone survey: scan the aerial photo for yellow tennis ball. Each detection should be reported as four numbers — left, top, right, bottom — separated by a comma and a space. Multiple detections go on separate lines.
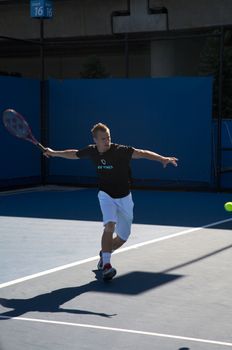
224, 202, 232, 212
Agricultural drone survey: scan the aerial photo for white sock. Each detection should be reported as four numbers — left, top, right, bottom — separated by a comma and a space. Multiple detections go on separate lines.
102, 252, 111, 266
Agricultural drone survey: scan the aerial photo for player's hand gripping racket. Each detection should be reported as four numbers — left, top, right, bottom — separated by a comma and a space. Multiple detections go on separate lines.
2, 109, 46, 152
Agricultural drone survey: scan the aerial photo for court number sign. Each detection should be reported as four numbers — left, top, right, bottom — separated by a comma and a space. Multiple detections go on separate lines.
30, 0, 53, 18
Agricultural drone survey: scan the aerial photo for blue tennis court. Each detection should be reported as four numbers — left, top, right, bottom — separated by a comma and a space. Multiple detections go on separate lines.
1, 1, 232, 349
0, 187, 232, 350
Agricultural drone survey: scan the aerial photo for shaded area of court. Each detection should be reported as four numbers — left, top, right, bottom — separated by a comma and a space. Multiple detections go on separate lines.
0, 186, 232, 226
0, 188, 232, 350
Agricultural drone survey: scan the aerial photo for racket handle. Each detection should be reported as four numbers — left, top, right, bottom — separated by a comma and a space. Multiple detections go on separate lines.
36, 142, 46, 152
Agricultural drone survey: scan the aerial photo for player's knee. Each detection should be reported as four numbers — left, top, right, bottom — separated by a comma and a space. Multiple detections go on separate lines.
104, 221, 115, 235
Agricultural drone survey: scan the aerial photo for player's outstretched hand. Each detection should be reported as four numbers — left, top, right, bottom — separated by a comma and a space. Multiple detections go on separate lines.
162, 157, 178, 168
43, 147, 55, 158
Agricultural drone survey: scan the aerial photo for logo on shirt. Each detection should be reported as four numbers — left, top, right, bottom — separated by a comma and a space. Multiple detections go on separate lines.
98, 159, 113, 170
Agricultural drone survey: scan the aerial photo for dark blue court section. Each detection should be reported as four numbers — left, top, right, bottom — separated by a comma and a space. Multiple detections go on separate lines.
2, 76, 232, 191
0, 188, 231, 228
48, 77, 213, 187
0, 76, 41, 186
220, 120, 232, 189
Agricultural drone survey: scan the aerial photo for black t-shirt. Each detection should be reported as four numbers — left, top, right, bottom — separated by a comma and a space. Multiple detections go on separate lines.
76, 143, 134, 198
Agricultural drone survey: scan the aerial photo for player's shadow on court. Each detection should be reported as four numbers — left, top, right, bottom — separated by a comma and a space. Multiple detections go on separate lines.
0, 271, 182, 320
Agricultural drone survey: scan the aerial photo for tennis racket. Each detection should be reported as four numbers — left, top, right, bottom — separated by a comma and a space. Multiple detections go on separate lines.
2, 109, 46, 152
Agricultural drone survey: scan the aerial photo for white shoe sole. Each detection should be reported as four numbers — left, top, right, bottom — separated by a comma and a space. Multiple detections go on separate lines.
103, 268, 117, 280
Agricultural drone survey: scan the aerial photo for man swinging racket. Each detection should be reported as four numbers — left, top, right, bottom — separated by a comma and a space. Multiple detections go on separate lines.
44, 123, 178, 280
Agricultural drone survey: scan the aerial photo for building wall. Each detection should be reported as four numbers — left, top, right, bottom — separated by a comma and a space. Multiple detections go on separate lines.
153, 0, 232, 30
151, 37, 207, 77
0, 0, 229, 79
0, 0, 231, 40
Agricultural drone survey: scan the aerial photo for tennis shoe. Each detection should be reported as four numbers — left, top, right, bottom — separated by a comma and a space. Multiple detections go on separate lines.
97, 251, 103, 270
102, 263, 117, 280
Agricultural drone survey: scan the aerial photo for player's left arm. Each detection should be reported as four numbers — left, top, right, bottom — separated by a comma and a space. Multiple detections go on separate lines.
132, 148, 178, 168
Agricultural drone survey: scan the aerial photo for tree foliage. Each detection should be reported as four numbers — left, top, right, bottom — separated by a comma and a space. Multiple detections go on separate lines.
80, 56, 109, 78
198, 30, 232, 119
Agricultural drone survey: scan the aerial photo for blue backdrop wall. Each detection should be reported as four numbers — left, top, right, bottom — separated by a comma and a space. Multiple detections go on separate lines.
0, 76, 41, 187
0, 77, 215, 189
48, 77, 213, 187
214, 120, 232, 189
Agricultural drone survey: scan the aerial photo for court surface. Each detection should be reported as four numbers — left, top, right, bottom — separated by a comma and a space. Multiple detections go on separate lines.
0, 186, 232, 350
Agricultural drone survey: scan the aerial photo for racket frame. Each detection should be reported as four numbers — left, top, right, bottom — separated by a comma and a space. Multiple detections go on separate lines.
2, 109, 46, 152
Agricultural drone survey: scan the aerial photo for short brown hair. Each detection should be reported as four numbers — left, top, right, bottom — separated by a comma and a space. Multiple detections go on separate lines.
91, 123, 110, 137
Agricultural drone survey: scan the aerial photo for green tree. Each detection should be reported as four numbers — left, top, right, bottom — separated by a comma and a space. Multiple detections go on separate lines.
80, 56, 109, 78
198, 30, 232, 119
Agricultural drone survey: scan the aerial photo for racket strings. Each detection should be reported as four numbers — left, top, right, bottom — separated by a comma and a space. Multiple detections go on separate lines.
3, 113, 30, 139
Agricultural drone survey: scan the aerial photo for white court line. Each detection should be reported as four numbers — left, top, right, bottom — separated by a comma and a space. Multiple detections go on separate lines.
0, 316, 232, 347
0, 217, 232, 290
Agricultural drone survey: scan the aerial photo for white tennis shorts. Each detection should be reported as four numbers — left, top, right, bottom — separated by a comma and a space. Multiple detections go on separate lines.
98, 191, 134, 241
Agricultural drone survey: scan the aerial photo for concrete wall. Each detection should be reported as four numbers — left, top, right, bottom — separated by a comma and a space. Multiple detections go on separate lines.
0, 0, 228, 79
0, 0, 231, 40
151, 37, 207, 77
152, 0, 232, 30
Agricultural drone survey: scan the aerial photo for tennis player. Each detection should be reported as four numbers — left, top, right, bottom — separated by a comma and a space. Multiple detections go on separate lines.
44, 123, 178, 280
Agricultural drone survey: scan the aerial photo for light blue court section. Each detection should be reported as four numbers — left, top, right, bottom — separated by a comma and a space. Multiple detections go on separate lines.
0, 187, 232, 284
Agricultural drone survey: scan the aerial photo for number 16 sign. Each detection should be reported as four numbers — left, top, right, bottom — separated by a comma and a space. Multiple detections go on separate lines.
30, 0, 53, 19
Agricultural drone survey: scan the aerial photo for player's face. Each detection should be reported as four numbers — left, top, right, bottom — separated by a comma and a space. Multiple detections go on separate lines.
94, 130, 111, 152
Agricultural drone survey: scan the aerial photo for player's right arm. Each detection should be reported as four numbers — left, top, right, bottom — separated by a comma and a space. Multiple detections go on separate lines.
44, 147, 79, 159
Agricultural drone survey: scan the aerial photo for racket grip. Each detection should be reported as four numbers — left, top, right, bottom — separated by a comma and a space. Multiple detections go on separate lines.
37, 142, 46, 152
